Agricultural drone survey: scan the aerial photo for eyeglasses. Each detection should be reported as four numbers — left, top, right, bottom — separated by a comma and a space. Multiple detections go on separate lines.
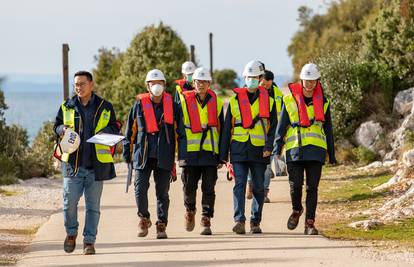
74, 82, 88, 88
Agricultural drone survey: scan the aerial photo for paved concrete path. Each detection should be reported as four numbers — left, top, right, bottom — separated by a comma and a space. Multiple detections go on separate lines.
17, 166, 412, 267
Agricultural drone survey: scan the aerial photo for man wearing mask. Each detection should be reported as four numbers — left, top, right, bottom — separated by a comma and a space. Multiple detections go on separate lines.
174, 61, 196, 103
220, 61, 277, 234
176, 67, 224, 235
54, 71, 118, 255
246, 70, 285, 202
123, 69, 176, 239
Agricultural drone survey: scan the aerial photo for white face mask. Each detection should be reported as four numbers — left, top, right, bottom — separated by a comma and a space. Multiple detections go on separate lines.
150, 84, 164, 96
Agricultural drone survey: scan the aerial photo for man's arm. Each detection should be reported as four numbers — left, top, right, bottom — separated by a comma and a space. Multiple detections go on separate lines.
273, 103, 290, 157
123, 102, 137, 163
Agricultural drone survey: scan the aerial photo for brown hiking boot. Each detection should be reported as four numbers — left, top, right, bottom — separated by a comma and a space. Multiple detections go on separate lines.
250, 222, 262, 234
63, 234, 77, 253
185, 210, 196, 232
63, 234, 78, 253
304, 219, 319, 235
287, 209, 303, 230
156, 222, 168, 239
200, 216, 212, 235
83, 243, 95, 255
264, 190, 270, 203
138, 217, 152, 237
232, 221, 246, 234
246, 183, 253, 200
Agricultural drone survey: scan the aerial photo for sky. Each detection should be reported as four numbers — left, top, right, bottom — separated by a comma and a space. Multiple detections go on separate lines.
0, 0, 329, 79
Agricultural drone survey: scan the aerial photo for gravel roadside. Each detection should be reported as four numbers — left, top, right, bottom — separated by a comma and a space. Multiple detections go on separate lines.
0, 177, 62, 265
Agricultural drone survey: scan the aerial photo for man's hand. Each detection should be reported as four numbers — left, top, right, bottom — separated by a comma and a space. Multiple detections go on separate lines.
263, 150, 271, 158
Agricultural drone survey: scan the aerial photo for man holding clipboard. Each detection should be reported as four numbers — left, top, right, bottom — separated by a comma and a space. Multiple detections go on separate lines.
53, 71, 119, 255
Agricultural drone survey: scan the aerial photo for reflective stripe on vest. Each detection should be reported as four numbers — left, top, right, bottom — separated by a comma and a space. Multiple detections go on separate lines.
283, 94, 329, 151
229, 94, 274, 147
61, 101, 114, 164
180, 93, 223, 154
273, 85, 284, 121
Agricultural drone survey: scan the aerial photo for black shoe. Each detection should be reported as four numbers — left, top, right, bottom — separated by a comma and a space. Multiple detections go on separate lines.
232, 221, 246, 234
287, 209, 303, 230
83, 243, 95, 255
63, 234, 77, 253
304, 219, 319, 235
250, 222, 262, 234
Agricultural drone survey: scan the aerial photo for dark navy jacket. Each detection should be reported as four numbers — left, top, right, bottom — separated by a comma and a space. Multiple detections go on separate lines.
123, 97, 177, 171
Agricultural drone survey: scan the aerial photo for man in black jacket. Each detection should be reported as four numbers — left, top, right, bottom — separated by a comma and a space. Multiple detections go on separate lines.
123, 69, 176, 239
54, 71, 118, 255
273, 63, 336, 235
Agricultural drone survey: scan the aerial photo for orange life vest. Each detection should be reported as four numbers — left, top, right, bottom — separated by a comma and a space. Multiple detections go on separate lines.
288, 82, 325, 127
175, 79, 193, 92
182, 89, 218, 133
138, 92, 174, 133
233, 87, 269, 128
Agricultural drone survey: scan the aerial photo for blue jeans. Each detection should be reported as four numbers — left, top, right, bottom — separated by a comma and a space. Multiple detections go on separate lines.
233, 162, 266, 224
247, 163, 272, 191
63, 167, 103, 244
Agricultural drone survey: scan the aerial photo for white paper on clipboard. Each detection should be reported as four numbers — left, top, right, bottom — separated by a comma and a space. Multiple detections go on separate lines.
86, 133, 125, 146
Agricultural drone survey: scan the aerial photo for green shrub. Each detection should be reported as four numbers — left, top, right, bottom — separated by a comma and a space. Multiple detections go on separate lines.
22, 121, 57, 179
353, 146, 378, 165
0, 155, 17, 185
318, 51, 364, 140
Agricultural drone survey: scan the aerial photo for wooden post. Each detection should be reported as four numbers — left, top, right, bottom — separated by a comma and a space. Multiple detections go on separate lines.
190, 45, 195, 64
209, 33, 213, 80
62, 44, 70, 100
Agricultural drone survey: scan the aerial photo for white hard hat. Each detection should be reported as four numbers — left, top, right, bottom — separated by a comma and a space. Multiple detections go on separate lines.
145, 69, 166, 82
243, 60, 265, 77
60, 128, 80, 154
300, 63, 321, 80
192, 67, 212, 81
181, 61, 196, 75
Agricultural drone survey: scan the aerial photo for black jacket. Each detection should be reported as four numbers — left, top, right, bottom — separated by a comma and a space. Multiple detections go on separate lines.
123, 98, 176, 171
54, 93, 118, 181
219, 90, 277, 164
176, 94, 224, 167
273, 96, 336, 164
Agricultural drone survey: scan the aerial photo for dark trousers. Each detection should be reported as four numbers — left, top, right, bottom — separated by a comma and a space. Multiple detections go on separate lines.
134, 158, 170, 224
287, 161, 323, 220
181, 166, 218, 217
232, 162, 266, 224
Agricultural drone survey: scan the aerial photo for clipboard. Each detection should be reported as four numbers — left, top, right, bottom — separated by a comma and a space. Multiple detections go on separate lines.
86, 133, 125, 146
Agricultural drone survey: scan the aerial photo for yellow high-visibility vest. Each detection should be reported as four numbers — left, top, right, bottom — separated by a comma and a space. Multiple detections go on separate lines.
229, 96, 274, 147
61, 101, 113, 163
283, 94, 329, 151
180, 94, 223, 154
